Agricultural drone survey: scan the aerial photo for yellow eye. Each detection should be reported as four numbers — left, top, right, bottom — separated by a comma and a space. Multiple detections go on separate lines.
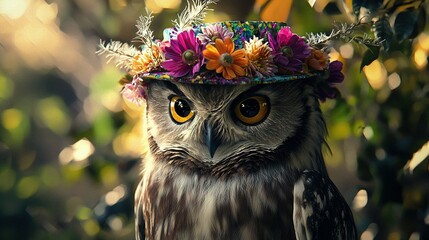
170, 96, 195, 124
234, 96, 270, 125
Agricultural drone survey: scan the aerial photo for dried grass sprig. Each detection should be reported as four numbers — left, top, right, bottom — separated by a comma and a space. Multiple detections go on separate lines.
135, 10, 155, 47
172, 0, 218, 30
97, 40, 140, 70
306, 22, 381, 48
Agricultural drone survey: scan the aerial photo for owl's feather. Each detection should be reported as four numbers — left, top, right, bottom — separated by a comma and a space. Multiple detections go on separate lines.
293, 170, 357, 240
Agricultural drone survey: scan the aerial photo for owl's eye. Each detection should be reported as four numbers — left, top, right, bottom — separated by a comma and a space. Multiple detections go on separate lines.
169, 96, 195, 124
234, 96, 270, 125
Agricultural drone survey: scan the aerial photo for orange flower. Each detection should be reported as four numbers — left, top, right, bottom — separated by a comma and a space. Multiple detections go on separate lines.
203, 37, 248, 80
131, 44, 164, 75
305, 49, 328, 71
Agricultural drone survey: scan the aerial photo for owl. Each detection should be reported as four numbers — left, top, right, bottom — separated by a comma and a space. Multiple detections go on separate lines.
134, 78, 357, 239
98, 5, 357, 239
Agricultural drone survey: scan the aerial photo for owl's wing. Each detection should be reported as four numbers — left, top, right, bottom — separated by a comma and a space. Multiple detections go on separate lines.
293, 170, 357, 240
135, 179, 145, 240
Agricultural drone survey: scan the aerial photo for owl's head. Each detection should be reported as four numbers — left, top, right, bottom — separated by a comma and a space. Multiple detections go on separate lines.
145, 79, 327, 177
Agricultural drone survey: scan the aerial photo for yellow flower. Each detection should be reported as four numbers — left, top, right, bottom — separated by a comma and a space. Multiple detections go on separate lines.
131, 44, 164, 75
245, 36, 276, 77
203, 37, 248, 80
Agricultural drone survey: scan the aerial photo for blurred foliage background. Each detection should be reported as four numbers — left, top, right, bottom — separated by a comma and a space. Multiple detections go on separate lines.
0, 0, 428, 239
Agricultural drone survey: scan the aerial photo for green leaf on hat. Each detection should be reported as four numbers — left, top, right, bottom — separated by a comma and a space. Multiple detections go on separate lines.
360, 45, 380, 71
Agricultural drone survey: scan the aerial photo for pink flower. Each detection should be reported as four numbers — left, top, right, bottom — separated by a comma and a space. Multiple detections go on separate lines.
121, 77, 146, 106
197, 23, 234, 45
162, 29, 204, 77
268, 27, 310, 73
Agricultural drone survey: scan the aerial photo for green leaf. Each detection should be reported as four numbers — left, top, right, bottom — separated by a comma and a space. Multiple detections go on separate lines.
323, 2, 342, 15
352, 0, 383, 16
362, 0, 383, 13
352, 0, 364, 16
411, 7, 426, 39
394, 10, 418, 41
360, 45, 380, 71
374, 17, 395, 51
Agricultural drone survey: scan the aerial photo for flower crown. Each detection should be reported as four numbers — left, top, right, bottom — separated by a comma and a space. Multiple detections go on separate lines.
98, 0, 344, 105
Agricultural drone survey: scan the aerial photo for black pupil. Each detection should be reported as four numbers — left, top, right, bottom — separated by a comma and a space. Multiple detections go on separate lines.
240, 98, 260, 118
174, 99, 191, 117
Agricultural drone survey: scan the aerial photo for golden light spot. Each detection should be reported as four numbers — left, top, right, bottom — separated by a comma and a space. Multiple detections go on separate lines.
375, 148, 386, 161
105, 185, 127, 206
352, 189, 368, 210
360, 223, 378, 240
204, 12, 230, 22
414, 48, 427, 69
145, 0, 163, 13
72, 139, 95, 162
35, 2, 58, 24
100, 165, 118, 186
59, 147, 74, 165
340, 43, 354, 59
59, 138, 94, 165
82, 219, 100, 236
363, 60, 387, 90
330, 121, 351, 140
61, 164, 84, 183
36, 97, 71, 135
388, 231, 401, 240
108, 0, 127, 11
387, 72, 401, 90
417, 33, 429, 51
101, 91, 122, 112
155, 0, 181, 9
17, 176, 40, 199
0, 74, 14, 100
363, 126, 374, 140
2, 108, 23, 130
0, 0, 29, 19
404, 140, 429, 174
112, 128, 145, 157
1, 108, 29, 145
108, 216, 124, 231
384, 58, 398, 72
329, 50, 341, 61
76, 206, 92, 221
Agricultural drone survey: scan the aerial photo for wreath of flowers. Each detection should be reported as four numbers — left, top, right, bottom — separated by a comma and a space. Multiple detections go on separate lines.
97, 0, 346, 105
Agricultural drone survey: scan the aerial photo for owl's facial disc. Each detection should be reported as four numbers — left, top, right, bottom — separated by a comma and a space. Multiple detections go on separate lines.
147, 80, 306, 164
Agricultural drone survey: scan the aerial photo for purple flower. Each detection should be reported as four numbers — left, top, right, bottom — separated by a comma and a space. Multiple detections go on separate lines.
197, 23, 234, 45
268, 27, 310, 73
327, 60, 344, 85
162, 29, 204, 77
316, 60, 344, 101
121, 77, 147, 106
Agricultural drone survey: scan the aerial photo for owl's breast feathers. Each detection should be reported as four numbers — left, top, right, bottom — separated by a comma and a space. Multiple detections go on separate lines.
135, 139, 357, 239
137, 162, 297, 240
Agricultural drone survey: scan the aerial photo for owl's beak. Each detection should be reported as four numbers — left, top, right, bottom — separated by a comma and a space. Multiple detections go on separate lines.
204, 122, 222, 158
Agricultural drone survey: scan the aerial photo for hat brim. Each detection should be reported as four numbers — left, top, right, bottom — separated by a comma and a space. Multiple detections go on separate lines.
140, 72, 316, 85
